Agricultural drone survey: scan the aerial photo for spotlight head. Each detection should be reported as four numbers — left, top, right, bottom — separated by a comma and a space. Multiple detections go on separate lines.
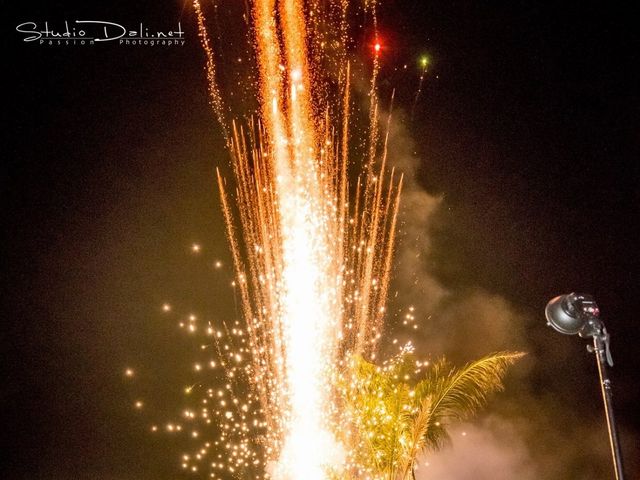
545, 293, 600, 336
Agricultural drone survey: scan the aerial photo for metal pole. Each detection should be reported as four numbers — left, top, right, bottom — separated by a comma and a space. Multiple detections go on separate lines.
593, 334, 625, 480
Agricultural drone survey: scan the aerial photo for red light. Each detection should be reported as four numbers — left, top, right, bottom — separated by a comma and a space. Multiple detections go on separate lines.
374, 43, 381, 53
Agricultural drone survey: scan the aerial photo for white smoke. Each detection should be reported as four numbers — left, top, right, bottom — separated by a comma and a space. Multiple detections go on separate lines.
383, 110, 538, 478
415, 417, 538, 480
344, 66, 637, 476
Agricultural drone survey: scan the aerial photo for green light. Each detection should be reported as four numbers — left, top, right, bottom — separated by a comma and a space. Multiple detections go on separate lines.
420, 56, 429, 67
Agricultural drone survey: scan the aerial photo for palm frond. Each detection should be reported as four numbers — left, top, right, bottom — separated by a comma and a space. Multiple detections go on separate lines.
397, 396, 432, 480
416, 351, 525, 449
340, 350, 524, 478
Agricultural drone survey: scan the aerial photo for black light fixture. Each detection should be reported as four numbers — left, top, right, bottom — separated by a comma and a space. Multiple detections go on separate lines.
545, 293, 625, 480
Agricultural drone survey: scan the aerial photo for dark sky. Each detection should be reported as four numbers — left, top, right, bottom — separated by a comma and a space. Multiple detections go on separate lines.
3, 1, 638, 479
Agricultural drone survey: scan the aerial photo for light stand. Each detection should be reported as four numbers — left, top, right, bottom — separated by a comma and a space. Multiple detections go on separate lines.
545, 293, 625, 480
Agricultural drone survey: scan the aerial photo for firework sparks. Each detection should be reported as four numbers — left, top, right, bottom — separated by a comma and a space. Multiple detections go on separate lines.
411, 55, 430, 118
164, 1, 404, 478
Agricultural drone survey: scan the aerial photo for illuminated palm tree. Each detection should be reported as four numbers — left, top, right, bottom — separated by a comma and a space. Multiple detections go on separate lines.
338, 350, 524, 480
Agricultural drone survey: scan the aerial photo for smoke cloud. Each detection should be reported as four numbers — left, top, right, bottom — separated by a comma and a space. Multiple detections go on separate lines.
382, 110, 630, 479
416, 418, 537, 480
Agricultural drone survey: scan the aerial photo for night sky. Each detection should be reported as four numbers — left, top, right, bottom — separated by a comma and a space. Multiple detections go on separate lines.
4, 1, 639, 479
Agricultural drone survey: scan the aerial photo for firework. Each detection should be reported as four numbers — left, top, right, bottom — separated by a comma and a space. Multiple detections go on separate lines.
159, 1, 402, 478
411, 55, 429, 119
118, 3, 527, 478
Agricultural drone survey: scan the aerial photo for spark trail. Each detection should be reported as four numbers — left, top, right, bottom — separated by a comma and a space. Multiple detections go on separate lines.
192, 1, 402, 478
411, 56, 429, 119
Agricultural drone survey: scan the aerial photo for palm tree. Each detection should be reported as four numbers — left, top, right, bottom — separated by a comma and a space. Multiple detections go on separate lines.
337, 350, 524, 480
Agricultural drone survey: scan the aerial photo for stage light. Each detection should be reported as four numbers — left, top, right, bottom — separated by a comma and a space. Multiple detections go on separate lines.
545, 293, 625, 480
545, 293, 600, 336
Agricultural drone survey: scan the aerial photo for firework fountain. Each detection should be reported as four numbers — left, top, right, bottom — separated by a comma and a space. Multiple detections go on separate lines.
123, 2, 524, 478
190, 0, 403, 478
